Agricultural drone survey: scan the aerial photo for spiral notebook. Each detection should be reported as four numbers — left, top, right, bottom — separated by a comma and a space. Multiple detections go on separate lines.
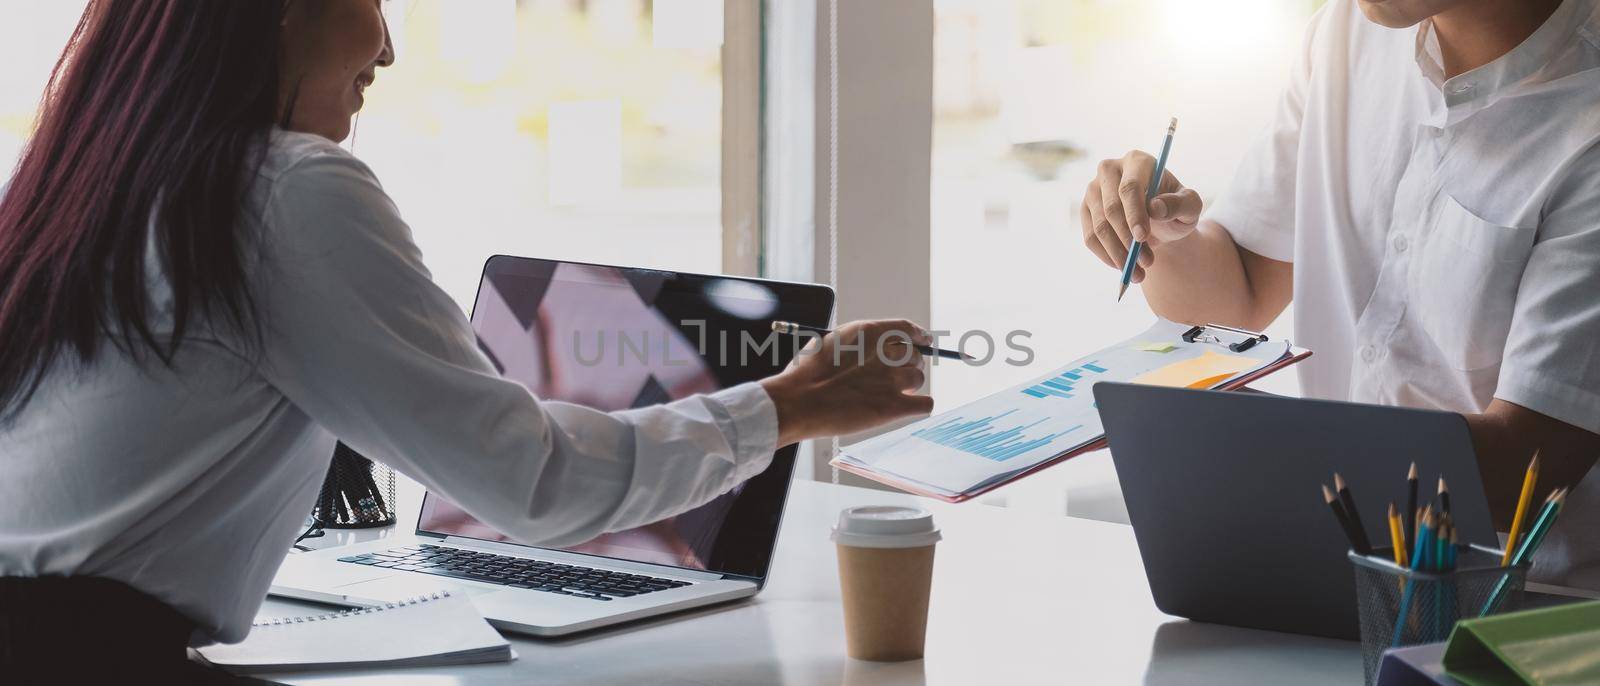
194, 591, 512, 674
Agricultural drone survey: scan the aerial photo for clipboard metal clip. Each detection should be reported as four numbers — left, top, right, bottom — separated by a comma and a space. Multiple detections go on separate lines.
1181, 323, 1270, 353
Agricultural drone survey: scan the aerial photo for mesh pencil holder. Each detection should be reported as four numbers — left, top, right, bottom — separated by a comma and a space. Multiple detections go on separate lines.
1349, 545, 1529, 685
311, 442, 397, 529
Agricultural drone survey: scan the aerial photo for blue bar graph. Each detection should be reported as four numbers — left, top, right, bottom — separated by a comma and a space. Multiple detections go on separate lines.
911, 410, 1083, 462
1022, 360, 1107, 400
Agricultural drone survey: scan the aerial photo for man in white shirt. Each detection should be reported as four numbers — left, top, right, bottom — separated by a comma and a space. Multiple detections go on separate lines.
1079, 0, 1600, 587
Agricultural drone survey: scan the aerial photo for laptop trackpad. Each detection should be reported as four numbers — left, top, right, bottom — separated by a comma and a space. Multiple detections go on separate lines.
275, 556, 394, 591
337, 574, 495, 603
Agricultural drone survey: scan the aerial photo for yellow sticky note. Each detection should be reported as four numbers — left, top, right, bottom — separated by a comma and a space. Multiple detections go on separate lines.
1130, 351, 1257, 389
1137, 342, 1178, 353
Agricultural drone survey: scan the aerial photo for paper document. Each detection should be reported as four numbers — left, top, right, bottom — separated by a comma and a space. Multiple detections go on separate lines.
836, 320, 1289, 498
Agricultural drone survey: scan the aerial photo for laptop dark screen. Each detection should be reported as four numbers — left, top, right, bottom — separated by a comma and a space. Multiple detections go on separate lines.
414, 256, 832, 580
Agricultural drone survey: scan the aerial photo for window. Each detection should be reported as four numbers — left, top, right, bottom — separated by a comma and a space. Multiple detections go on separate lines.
0, 3, 85, 180
0, 0, 746, 310
362, 0, 738, 306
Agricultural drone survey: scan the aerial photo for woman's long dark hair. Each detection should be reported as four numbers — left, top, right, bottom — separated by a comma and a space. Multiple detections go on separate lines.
0, 1, 286, 418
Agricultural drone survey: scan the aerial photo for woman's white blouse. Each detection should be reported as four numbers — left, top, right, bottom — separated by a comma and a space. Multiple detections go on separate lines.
0, 130, 779, 643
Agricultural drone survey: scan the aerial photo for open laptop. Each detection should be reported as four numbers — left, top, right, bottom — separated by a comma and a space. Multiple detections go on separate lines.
1093, 383, 1497, 641
272, 255, 834, 636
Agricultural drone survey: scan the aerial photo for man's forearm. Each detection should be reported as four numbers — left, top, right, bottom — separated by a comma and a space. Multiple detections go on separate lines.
1142, 220, 1292, 332
1467, 399, 1600, 531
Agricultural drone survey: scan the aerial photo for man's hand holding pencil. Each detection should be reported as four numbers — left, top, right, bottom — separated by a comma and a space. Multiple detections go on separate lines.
1079, 126, 1205, 287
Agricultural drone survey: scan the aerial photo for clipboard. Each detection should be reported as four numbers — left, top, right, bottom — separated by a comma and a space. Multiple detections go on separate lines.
832, 321, 1312, 503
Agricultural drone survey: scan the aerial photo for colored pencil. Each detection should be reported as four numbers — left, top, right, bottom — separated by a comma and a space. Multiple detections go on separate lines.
1501, 452, 1540, 566
1436, 520, 1449, 571
1323, 484, 1365, 553
1435, 516, 1451, 638
1416, 507, 1434, 570
1387, 503, 1409, 593
1335, 473, 1373, 555
1387, 503, 1408, 568
1513, 489, 1566, 566
1405, 462, 1418, 553
1392, 509, 1435, 646
1437, 477, 1451, 519
1481, 489, 1568, 617
1444, 525, 1460, 638
1117, 118, 1177, 302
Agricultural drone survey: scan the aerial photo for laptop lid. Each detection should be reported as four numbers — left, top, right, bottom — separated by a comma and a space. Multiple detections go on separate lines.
413, 256, 833, 582
1093, 382, 1494, 640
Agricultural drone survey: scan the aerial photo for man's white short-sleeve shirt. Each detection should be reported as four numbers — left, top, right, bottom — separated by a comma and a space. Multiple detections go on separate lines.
1206, 0, 1600, 586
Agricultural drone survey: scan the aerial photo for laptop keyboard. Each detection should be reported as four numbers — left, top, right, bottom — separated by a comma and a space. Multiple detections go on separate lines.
337, 544, 692, 602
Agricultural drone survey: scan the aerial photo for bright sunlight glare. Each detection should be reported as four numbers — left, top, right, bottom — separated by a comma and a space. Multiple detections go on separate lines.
1161, 0, 1292, 57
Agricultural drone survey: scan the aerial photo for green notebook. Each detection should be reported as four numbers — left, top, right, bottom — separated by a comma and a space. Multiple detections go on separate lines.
1441, 600, 1600, 686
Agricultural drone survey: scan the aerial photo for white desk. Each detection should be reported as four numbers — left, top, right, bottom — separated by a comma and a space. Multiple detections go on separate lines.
259, 478, 1361, 685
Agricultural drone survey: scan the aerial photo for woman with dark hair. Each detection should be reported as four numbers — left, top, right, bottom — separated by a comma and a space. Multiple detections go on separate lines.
0, 2, 933, 681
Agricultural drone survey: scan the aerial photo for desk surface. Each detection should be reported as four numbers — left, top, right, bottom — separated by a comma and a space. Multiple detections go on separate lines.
260, 478, 1361, 685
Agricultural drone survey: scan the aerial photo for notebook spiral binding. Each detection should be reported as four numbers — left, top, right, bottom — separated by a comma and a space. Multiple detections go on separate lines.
252, 591, 452, 627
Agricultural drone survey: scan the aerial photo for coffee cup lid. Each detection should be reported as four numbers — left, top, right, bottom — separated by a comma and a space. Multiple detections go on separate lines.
831, 505, 941, 549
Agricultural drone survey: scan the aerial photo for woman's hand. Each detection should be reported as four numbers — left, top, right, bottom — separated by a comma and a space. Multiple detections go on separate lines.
761, 319, 935, 446
1080, 150, 1205, 283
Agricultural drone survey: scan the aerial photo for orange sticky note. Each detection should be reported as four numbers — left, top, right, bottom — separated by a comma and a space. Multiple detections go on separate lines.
1130, 351, 1256, 389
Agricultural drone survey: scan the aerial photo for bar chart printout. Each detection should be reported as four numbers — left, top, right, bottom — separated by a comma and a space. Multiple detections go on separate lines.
1022, 361, 1106, 399
911, 410, 1083, 462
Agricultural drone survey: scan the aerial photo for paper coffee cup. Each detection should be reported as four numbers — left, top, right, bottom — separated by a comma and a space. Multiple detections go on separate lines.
832, 505, 941, 662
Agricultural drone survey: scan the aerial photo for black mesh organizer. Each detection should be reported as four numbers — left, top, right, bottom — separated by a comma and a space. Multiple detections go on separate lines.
311, 443, 397, 529
1349, 545, 1527, 685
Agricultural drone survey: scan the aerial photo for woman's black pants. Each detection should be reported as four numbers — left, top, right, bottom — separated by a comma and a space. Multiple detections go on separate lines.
0, 576, 264, 685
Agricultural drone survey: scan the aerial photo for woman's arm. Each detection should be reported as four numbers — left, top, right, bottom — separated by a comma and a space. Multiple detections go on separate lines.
252, 144, 929, 547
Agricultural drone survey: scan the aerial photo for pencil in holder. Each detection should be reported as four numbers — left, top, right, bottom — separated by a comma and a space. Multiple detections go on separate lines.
1348, 545, 1528, 685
